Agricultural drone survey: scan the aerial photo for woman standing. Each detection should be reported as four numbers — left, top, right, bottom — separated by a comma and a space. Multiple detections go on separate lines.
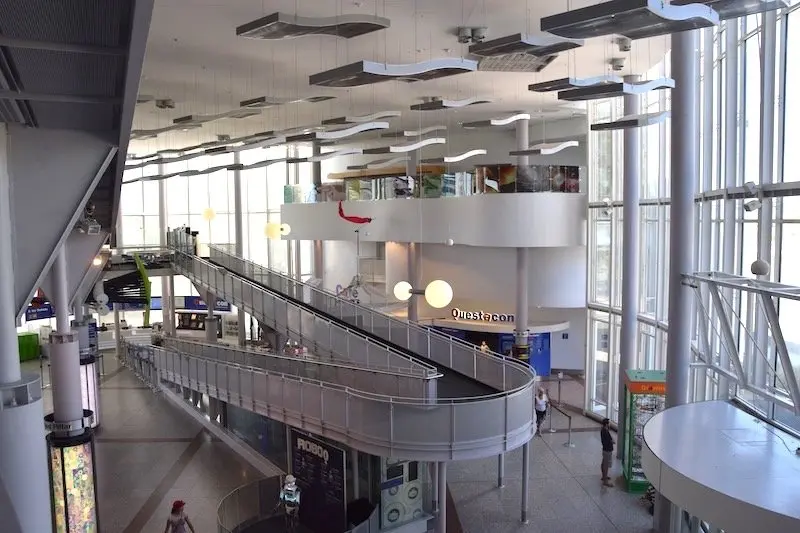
163, 500, 196, 533
535, 388, 549, 436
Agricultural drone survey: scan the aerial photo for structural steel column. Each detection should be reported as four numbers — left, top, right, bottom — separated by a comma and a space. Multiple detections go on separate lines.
233, 152, 247, 346
618, 74, 641, 458
659, 29, 700, 533
51, 246, 83, 422
312, 141, 324, 280
720, 21, 739, 399
206, 290, 217, 343
0, 124, 52, 531
753, 12, 777, 390
436, 462, 447, 533
114, 304, 123, 359
351, 449, 360, 499
406, 151, 420, 322
514, 118, 530, 359
497, 454, 505, 487
520, 441, 530, 523
158, 162, 173, 337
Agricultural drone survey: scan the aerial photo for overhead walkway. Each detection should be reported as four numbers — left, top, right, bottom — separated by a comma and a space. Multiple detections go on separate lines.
161, 229, 536, 461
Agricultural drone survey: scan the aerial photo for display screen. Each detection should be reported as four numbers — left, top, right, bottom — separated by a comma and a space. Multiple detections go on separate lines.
51, 441, 97, 532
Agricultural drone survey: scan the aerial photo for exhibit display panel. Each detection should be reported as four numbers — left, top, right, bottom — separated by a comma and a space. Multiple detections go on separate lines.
622, 369, 665, 493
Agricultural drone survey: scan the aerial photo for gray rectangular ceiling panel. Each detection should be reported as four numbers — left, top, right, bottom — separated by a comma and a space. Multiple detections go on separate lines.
6, 125, 115, 317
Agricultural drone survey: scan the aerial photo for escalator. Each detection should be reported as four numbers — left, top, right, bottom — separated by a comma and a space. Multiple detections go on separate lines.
204, 251, 494, 400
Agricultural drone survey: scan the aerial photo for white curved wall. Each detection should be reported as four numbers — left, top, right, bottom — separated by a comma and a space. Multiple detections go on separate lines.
281, 193, 587, 248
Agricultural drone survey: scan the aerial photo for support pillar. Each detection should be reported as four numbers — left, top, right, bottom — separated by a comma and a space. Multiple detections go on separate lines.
48, 244, 99, 530
436, 462, 447, 533
430, 462, 439, 513
312, 141, 324, 281
514, 118, 530, 360
233, 152, 247, 346
405, 151, 420, 322
0, 123, 52, 532
351, 449, 360, 499
205, 291, 218, 343
659, 29, 700, 533
618, 74, 641, 457
520, 441, 530, 523
497, 454, 505, 487
158, 162, 173, 337
114, 304, 123, 359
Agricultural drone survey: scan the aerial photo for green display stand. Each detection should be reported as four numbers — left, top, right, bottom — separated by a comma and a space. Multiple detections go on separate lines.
18, 332, 40, 362
622, 369, 666, 493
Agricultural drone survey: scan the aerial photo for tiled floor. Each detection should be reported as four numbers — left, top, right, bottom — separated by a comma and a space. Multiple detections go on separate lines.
23, 356, 649, 533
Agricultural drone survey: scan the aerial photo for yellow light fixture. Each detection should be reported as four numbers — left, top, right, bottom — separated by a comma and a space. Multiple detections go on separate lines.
393, 281, 413, 301
202, 207, 216, 221
424, 279, 453, 309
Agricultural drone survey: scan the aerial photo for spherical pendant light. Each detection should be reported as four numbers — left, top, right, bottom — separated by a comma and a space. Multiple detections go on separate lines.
202, 207, 216, 221
424, 280, 453, 309
393, 281, 413, 301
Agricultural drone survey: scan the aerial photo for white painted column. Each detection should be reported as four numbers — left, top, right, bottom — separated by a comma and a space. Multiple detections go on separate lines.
114, 304, 123, 359
158, 162, 173, 337
617, 74, 641, 458
233, 152, 247, 346
0, 123, 53, 532
205, 291, 217, 343
312, 141, 324, 281
406, 151, 420, 322
514, 118, 530, 359
436, 462, 447, 533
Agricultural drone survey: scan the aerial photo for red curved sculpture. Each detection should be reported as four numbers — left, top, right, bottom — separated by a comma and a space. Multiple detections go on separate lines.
338, 200, 372, 224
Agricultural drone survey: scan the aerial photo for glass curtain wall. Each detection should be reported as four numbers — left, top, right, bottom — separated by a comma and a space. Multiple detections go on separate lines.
585, 6, 800, 435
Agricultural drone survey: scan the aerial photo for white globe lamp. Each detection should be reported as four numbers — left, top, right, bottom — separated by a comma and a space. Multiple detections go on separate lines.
424, 279, 453, 309
393, 281, 413, 302
751, 259, 770, 277
202, 207, 216, 221
265, 222, 281, 240
280, 223, 292, 236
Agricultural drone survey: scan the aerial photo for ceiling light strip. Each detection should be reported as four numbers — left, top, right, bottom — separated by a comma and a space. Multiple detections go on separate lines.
462, 113, 531, 129
420, 149, 487, 164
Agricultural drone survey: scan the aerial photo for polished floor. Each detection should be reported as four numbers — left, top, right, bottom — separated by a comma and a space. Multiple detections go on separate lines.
24, 356, 651, 533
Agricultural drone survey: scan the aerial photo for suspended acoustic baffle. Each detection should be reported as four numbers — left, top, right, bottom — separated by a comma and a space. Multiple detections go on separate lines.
347, 156, 410, 170
528, 74, 623, 93
380, 125, 447, 137
671, 0, 789, 21
322, 111, 402, 124
239, 95, 336, 109
286, 121, 390, 142
361, 137, 447, 155
309, 58, 478, 87
590, 111, 671, 131
287, 148, 364, 164
539, 0, 719, 41
469, 32, 584, 57
236, 12, 391, 40
461, 113, 531, 129
409, 97, 491, 111
558, 78, 675, 102
509, 141, 580, 156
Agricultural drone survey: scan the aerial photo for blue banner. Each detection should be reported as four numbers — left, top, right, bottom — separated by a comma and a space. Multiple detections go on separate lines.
25, 303, 55, 321
182, 296, 231, 312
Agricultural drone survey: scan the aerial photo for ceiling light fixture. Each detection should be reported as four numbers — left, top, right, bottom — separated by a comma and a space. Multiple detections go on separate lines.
557, 78, 675, 102
409, 97, 491, 111
240, 95, 336, 108
393, 280, 454, 309
671, 0, 789, 20
590, 111, 671, 131
509, 140, 580, 156
346, 156, 410, 170
420, 149, 487, 164
309, 58, 478, 87
380, 125, 447, 138
265, 222, 292, 239
236, 12, 390, 40
476, 53, 557, 73
528, 75, 623, 93
322, 111, 402, 125
540, 0, 719, 40
362, 137, 446, 155
468, 32, 584, 57
462, 113, 531, 129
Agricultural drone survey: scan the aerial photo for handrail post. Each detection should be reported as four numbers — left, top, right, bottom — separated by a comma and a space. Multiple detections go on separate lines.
548, 404, 556, 433
564, 412, 575, 448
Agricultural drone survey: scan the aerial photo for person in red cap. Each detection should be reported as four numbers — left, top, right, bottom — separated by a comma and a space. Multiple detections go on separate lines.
163, 500, 196, 533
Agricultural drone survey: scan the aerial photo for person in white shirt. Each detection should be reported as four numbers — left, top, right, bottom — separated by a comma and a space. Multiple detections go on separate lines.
163, 500, 195, 533
535, 388, 549, 436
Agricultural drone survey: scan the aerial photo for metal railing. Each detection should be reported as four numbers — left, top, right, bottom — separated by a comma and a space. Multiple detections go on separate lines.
217, 476, 283, 533
201, 240, 534, 394
122, 339, 535, 460
548, 404, 576, 448
168, 246, 439, 384
163, 337, 437, 399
